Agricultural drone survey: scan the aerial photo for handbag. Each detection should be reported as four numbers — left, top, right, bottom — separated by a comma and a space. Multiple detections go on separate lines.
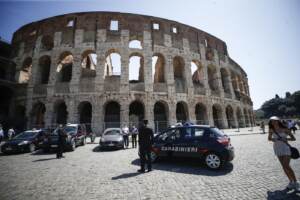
274, 131, 300, 159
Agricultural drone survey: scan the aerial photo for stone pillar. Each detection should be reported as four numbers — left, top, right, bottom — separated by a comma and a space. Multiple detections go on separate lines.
66, 99, 76, 124
92, 99, 103, 135
44, 100, 54, 129
95, 50, 105, 93
207, 104, 214, 126
145, 96, 154, 129
70, 51, 81, 93
221, 106, 228, 129
120, 101, 129, 127
143, 31, 153, 92
166, 54, 175, 96
169, 102, 177, 125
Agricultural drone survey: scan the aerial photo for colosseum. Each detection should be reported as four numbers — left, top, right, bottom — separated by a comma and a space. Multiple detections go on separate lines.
8, 11, 254, 134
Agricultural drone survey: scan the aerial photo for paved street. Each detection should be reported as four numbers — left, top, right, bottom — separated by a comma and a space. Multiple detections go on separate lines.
0, 132, 300, 200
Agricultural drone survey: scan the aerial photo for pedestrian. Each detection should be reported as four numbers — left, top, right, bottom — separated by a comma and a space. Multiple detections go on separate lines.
0, 125, 4, 144
288, 120, 297, 134
7, 127, 15, 140
131, 125, 138, 148
260, 121, 265, 134
138, 120, 154, 173
56, 124, 67, 159
268, 116, 299, 191
122, 125, 129, 148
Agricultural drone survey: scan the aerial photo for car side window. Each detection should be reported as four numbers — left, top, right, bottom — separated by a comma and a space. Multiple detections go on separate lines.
183, 128, 193, 139
194, 128, 205, 138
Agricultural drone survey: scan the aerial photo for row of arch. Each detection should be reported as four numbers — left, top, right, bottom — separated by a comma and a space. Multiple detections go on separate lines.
29, 99, 254, 131
18, 50, 249, 96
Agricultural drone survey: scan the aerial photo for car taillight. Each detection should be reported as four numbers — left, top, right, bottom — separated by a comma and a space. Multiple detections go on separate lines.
217, 137, 230, 146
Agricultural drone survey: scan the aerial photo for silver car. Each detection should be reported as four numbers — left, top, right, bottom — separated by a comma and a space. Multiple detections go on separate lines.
99, 128, 124, 149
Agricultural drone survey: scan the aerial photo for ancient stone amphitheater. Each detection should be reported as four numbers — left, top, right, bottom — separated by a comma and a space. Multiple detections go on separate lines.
11, 11, 253, 133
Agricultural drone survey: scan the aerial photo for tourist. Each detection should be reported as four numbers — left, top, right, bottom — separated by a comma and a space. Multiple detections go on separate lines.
122, 125, 129, 148
138, 120, 154, 173
56, 124, 67, 159
131, 125, 138, 148
260, 121, 265, 134
268, 116, 299, 191
7, 127, 15, 140
0, 125, 4, 144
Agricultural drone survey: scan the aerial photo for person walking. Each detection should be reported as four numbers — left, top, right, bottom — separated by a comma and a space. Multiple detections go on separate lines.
122, 125, 129, 148
7, 127, 15, 140
138, 120, 154, 173
268, 116, 299, 191
0, 125, 4, 144
131, 125, 138, 148
260, 121, 265, 134
56, 124, 67, 159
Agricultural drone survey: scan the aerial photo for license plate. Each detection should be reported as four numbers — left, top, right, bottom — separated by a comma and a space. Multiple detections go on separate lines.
51, 145, 58, 148
6, 147, 12, 151
108, 143, 114, 146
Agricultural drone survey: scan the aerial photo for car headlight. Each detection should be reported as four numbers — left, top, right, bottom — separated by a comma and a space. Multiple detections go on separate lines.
100, 138, 105, 142
117, 138, 123, 142
18, 141, 30, 146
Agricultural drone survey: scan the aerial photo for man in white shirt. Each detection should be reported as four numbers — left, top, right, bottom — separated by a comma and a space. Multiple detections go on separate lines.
0, 125, 4, 144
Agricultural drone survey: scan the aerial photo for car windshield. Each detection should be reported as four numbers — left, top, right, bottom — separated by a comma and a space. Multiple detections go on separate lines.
105, 130, 120, 135
211, 128, 225, 137
14, 131, 38, 139
157, 129, 177, 141
52, 126, 76, 135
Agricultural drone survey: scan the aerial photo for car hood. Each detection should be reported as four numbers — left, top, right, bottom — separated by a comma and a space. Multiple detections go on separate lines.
102, 135, 122, 141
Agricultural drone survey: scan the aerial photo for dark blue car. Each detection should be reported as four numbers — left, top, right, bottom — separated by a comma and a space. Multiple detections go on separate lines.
148, 125, 234, 170
1, 130, 46, 154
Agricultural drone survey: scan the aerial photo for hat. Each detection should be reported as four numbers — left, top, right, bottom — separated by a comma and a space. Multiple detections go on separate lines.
269, 116, 280, 121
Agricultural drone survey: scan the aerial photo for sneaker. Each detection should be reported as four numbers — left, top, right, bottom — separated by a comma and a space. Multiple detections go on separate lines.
137, 169, 145, 173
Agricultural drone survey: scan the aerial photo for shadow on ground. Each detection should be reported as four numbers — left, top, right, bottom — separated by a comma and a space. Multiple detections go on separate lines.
111, 172, 142, 180
267, 189, 300, 200
131, 157, 233, 176
32, 157, 58, 162
92, 145, 124, 153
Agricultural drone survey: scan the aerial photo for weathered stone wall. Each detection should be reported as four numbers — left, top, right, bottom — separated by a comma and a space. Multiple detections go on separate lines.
11, 12, 254, 134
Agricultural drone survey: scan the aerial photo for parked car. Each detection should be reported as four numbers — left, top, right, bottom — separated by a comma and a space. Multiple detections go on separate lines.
99, 128, 124, 149
42, 123, 87, 152
1, 129, 46, 154
144, 124, 234, 170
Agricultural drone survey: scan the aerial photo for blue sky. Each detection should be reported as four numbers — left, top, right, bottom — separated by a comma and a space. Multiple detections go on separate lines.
1, 0, 299, 109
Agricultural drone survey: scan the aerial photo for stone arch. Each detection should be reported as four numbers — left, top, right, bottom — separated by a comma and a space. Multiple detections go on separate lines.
236, 107, 244, 128
129, 52, 144, 83
129, 39, 142, 49
53, 100, 68, 125
38, 55, 51, 84
230, 71, 238, 91
176, 101, 189, 122
78, 101, 92, 132
81, 50, 96, 78
153, 101, 169, 132
212, 104, 224, 128
207, 64, 219, 91
152, 53, 165, 83
173, 56, 186, 93
129, 100, 145, 126
41, 35, 54, 51
104, 101, 121, 128
31, 101, 46, 128
18, 57, 32, 83
195, 103, 208, 125
191, 60, 205, 87
14, 105, 27, 131
225, 105, 235, 128
220, 68, 231, 94
104, 49, 121, 78
56, 51, 73, 82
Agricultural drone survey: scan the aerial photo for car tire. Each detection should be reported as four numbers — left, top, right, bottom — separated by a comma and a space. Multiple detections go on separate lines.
204, 152, 223, 170
29, 144, 35, 153
70, 139, 76, 151
150, 151, 158, 163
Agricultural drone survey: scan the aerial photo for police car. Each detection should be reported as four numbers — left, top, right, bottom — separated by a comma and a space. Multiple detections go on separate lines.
149, 124, 234, 170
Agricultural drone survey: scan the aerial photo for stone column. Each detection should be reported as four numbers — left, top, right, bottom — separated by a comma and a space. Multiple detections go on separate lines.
120, 30, 130, 93
207, 104, 214, 126
91, 99, 103, 135
120, 101, 129, 127
221, 106, 228, 129
66, 98, 76, 124
95, 50, 105, 93
44, 100, 54, 129
143, 31, 153, 93
166, 54, 175, 96
70, 51, 81, 93
168, 101, 177, 125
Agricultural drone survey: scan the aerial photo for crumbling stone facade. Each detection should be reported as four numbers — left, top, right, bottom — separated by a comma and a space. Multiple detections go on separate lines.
11, 12, 254, 134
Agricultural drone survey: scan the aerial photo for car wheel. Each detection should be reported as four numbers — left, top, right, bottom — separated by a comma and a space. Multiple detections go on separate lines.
205, 152, 223, 170
150, 151, 158, 163
29, 144, 35, 153
70, 139, 76, 151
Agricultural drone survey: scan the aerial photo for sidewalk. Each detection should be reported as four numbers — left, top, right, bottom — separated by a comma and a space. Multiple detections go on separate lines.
222, 126, 267, 136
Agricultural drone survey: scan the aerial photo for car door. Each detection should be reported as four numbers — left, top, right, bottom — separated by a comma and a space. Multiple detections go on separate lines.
163, 128, 186, 158
193, 127, 209, 158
